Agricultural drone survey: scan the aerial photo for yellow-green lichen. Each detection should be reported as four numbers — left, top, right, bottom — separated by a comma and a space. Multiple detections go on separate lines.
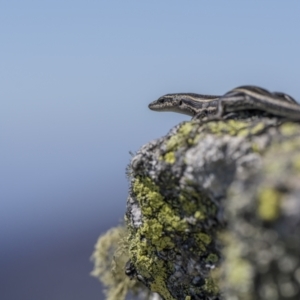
203, 278, 219, 295
249, 122, 265, 135
130, 176, 188, 298
280, 122, 299, 136
194, 210, 206, 221
205, 121, 229, 135
263, 152, 286, 175
227, 257, 253, 291
166, 122, 195, 151
133, 177, 164, 215
160, 122, 199, 165
205, 119, 268, 138
128, 149, 223, 299
178, 122, 195, 137
179, 193, 198, 215
206, 253, 219, 264
179, 188, 217, 219
195, 232, 211, 246
207, 120, 249, 136
91, 226, 146, 300
280, 138, 300, 152
158, 205, 188, 232
151, 279, 175, 300
251, 142, 261, 153
132, 240, 172, 300
238, 128, 251, 137
163, 151, 176, 164
192, 232, 212, 253
136, 248, 175, 299
227, 119, 248, 129
223, 233, 254, 298
293, 154, 300, 172
132, 177, 188, 246
257, 188, 281, 221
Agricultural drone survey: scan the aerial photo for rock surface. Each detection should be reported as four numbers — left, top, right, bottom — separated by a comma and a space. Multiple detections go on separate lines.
92, 115, 300, 300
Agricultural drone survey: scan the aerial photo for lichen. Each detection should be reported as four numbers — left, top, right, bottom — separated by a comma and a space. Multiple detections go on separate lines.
203, 278, 219, 295
205, 120, 248, 136
279, 122, 299, 136
293, 154, 300, 172
123, 116, 300, 300
163, 151, 176, 164
221, 233, 254, 299
129, 176, 181, 299
127, 166, 221, 298
179, 189, 217, 220
206, 253, 219, 264
91, 226, 147, 300
249, 122, 265, 135
166, 122, 195, 151
133, 176, 164, 215
257, 188, 281, 221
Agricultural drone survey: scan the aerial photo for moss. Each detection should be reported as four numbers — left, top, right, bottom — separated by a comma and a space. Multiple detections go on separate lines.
257, 188, 281, 221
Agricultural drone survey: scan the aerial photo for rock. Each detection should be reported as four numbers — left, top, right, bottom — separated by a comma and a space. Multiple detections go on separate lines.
93, 115, 300, 300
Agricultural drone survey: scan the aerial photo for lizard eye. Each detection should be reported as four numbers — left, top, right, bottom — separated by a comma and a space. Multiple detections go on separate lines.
159, 99, 165, 103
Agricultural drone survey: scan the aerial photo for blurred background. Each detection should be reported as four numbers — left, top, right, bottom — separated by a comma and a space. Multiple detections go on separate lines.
1, 1, 300, 299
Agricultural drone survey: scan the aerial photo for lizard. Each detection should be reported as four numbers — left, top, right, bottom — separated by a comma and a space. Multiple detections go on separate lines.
148, 85, 299, 120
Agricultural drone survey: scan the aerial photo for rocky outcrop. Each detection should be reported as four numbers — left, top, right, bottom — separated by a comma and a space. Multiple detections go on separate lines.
92, 115, 300, 300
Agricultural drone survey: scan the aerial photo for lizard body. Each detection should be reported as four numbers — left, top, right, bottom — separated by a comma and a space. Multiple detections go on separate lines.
148, 85, 299, 120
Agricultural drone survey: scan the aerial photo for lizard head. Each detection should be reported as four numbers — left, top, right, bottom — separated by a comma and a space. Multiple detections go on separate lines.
148, 93, 197, 116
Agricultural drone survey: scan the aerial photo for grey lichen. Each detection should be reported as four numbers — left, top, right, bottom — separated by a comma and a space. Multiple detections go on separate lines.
93, 115, 300, 300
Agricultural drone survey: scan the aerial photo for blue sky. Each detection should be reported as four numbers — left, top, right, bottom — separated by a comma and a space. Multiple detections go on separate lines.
1, 0, 300, 262
1, 1, 300, 299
